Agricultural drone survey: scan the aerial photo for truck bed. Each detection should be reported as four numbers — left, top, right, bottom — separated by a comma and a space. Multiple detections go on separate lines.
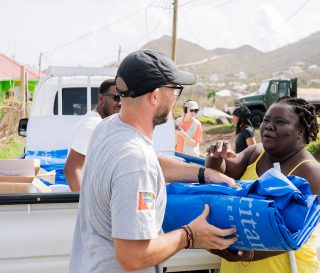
0, 193, 221, 273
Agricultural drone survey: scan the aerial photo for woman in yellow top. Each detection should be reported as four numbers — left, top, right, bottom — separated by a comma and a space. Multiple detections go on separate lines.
206, 96, 320, 273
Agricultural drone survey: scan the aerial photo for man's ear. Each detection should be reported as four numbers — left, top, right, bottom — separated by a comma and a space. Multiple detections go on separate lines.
97, 93, 104, 105
149, 88, 159, 105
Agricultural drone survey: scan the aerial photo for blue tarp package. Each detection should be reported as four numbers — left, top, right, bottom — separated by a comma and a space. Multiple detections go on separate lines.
163, 168, 320, 251
25, 150, 68, 185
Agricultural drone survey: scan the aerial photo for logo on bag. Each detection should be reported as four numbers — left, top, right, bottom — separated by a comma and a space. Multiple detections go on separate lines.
228, 197, 266, 250
138, 192, 155, 210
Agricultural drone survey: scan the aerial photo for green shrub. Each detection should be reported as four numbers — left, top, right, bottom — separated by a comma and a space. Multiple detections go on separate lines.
0, 135, 25, 159
197, 116, 217, 125
306, 133, 320, 156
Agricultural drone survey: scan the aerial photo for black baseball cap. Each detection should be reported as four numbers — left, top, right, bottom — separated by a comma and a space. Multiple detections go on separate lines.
116, 49, 196, 98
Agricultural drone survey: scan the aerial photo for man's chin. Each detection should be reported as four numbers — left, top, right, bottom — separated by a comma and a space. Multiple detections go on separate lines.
154, 117, 168, 127
113, 107, 121, 113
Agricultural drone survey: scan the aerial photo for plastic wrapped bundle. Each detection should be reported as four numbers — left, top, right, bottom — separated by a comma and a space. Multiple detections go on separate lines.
163, 168, 320, 251
25, 149, 68, 185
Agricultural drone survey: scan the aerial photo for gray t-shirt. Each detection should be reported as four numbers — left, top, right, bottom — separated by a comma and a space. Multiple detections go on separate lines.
69, 114, 166, 273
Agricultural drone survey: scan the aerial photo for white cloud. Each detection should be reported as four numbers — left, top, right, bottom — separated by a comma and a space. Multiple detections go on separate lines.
249, 3, 295, 51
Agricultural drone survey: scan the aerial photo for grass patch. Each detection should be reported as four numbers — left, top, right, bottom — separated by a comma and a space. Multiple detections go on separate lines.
197, 116, 216, 125
205, 124, 234, 134
0, 134, 25, 159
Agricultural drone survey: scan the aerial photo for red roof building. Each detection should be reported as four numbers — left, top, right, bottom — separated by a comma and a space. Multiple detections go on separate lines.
0, 53, 46, 80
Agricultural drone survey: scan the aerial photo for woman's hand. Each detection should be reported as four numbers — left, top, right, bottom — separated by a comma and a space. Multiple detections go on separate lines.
208, 249, 254, 262
207, 141, 237, 159
176, 129, 186, 138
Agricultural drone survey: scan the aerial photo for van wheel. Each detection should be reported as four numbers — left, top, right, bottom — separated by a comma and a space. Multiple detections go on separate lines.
250, 109, 264, 127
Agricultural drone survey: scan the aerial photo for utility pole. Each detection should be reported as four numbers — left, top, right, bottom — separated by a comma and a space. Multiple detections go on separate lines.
20, 66, 26, 117
38, 52, 43, 78
117, 45, 122, 66
24, 71, 29, 116
171, 0, 178, 62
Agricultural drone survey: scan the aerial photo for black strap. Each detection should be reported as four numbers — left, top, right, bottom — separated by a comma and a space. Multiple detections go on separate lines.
198, 167, 206, 184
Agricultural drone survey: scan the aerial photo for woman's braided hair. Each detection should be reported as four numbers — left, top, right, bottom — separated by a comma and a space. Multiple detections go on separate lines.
276, 96, 319, 144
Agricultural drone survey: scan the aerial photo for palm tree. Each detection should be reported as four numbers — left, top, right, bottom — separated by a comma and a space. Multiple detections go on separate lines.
207, 89, 217, 105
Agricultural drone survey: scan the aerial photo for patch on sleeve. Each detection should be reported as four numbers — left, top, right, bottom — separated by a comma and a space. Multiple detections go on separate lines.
138, 192, 155, 210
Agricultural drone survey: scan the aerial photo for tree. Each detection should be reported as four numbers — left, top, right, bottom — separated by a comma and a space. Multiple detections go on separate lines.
207, 89, 217, 105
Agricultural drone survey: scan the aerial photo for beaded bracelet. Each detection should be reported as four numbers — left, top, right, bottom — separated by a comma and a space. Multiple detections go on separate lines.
181, 225, 194, 249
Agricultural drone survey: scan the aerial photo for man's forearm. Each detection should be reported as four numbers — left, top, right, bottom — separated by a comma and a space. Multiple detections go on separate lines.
115, 228, 186, 271
64, 149, 85, 192
65, 168, 81, 192
158, 155, 199, 182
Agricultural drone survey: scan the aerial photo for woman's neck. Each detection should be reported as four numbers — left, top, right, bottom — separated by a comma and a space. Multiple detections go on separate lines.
183, 115, 192, 122
266, 146, 305, 164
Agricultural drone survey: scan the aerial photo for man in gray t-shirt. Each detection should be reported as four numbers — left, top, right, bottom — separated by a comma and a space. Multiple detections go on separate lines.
69, 49, 237, 273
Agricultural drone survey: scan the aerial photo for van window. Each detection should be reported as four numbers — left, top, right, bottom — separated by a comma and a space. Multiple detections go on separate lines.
53, 87, 99, 115
91, 87, 99, 110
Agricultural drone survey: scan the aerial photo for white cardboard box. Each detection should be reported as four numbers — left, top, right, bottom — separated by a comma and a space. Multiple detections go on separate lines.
0, 159, 55, 193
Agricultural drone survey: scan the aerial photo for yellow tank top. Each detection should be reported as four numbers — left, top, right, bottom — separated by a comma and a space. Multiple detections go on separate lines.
220, 150, 319, 273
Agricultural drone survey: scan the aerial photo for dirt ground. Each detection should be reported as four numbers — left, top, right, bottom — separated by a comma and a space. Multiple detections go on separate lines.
199, 124, 261, 156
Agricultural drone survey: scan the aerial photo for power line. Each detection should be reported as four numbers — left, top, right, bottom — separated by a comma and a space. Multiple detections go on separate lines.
179, 0, 238, 54
44, 6, 148, 55
208, 0, 237, 10
145, 5, 151, 48
81, 10, 165, 66
252, 0, 311, 46
179, 0, 196, 8
46, 0, 169, 67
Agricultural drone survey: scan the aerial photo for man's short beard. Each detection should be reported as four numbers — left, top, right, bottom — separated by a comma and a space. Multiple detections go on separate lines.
153, 106, 169, 127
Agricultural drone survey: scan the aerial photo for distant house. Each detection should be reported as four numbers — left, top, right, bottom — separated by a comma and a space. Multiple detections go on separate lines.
0, 53, 45, 100
308, 65, 319, 70
209, 74, 220, 82
295, 61, 305, 66
307, 79, 320, 86
289, 65, 303, 75
237, 71, 248, 80
249, 82, 258, 89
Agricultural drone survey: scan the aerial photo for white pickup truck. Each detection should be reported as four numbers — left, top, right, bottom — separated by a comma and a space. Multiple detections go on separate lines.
0, 66, 221, 273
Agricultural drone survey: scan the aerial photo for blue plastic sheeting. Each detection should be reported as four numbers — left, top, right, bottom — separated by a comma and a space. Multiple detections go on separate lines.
174, 151, 205, 165
25, 150, 68, 185
163, 169, 320, 251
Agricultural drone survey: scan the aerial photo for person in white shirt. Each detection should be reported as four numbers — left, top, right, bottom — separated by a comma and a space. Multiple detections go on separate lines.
64, 79, 121, 191
69, 49, 237, 273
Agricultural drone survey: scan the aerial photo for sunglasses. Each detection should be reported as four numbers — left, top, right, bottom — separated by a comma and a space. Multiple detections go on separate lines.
103, 93, 121, 102
160, 85, 184, 96
190, 109, 199, 113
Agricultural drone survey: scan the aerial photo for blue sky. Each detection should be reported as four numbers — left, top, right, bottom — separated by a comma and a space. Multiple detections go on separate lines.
0, 0, 319, 69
